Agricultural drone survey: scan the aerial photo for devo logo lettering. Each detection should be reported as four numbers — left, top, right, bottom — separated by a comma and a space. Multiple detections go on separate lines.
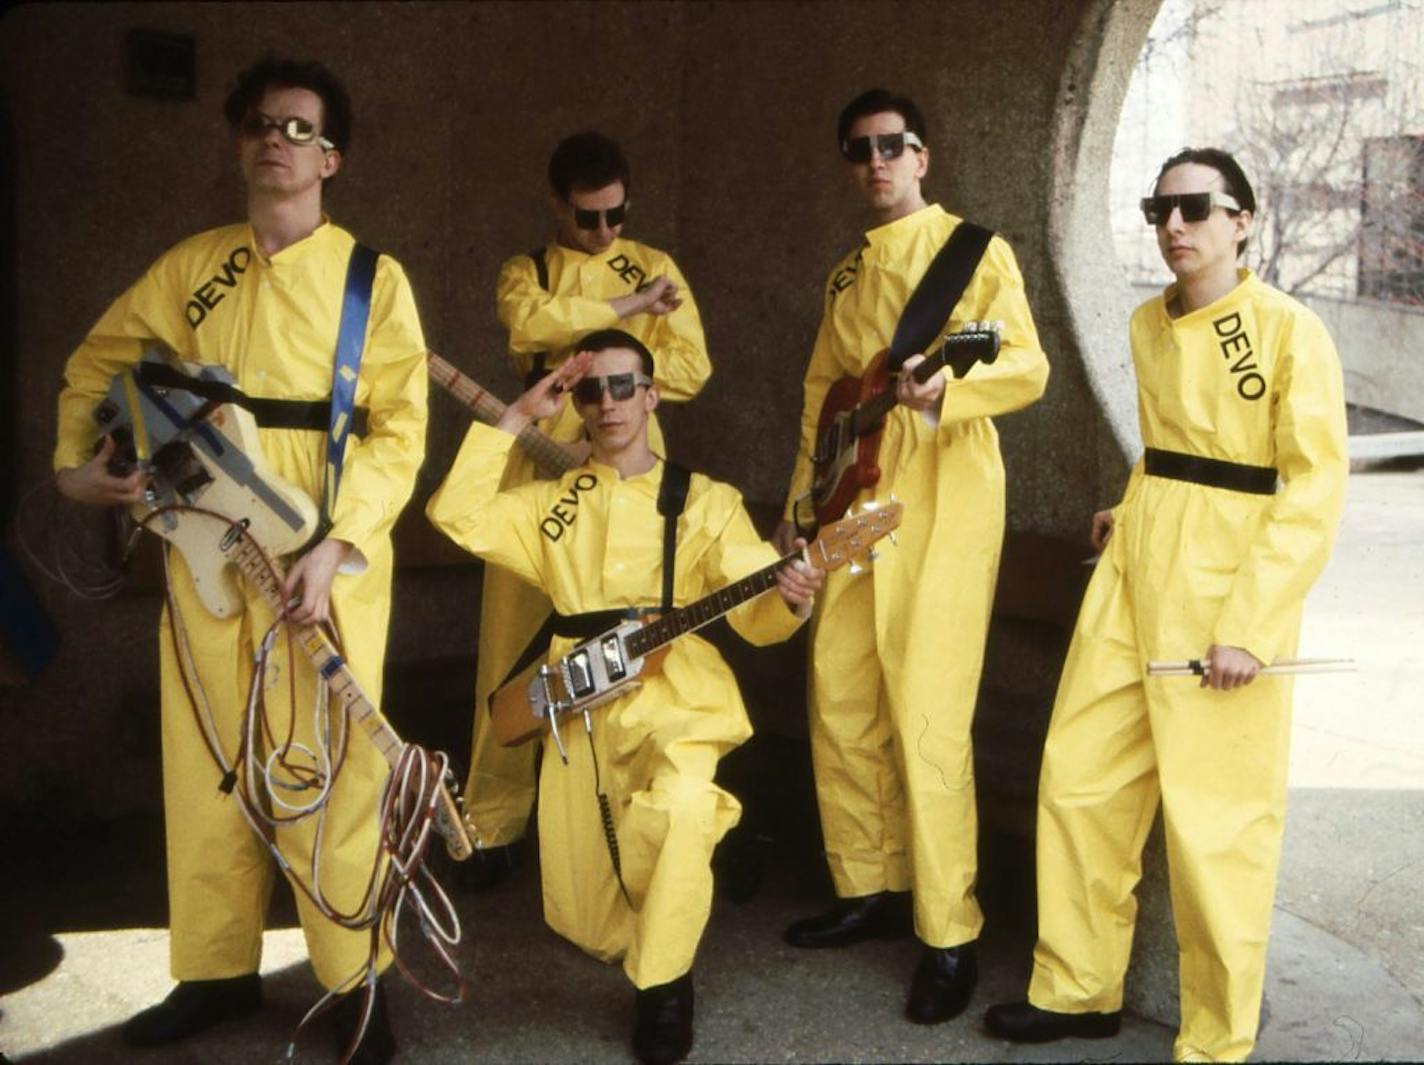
828, 250, 863, 303
606, 254, 650, 291
185, 246, 253, 330
540, 473, 600, 541
1211, 312, 1266, 401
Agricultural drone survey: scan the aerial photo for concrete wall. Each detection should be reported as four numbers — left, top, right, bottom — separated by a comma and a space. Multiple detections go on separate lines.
0, 0, 1156, 816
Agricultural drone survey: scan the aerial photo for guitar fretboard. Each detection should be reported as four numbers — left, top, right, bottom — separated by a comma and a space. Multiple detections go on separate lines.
853, 332, 996, 434
427, 351, 581, 477
225, 538, 403, 763
624, 555, 789, 658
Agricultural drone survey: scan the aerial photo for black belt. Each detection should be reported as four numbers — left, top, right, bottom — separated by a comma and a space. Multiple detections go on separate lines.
1144, 447, 1277, 495
135, 361, 369, 436
550, 607, 659, 641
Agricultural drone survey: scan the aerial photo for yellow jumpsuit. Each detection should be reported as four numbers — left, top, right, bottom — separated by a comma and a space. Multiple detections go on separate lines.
783, 204, 1048, 948
463, 238, 710, 848
1028, 270, 1348, 1062
54, 221, 429, 991
429, 424, 800, 988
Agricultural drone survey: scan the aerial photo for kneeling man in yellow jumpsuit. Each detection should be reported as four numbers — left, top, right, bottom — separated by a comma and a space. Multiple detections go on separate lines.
428, 329, 822, 1065
985, 148, 1348, 1062
777, 88, 1049, 1023
54, 58, 427, 1064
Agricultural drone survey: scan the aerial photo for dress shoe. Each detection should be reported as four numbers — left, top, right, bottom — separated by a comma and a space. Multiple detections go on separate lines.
458, 841, 521, 893
330, 980, 396, 1065
983, 1000, 1122, 1042
783, 890, 913, 948
905, 942, 978, 1024
122, 973, 262, 1046
632, 972, 694, 1065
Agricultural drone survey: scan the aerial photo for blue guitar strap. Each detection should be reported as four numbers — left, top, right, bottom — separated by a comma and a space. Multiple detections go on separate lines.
314, 242, 379, 545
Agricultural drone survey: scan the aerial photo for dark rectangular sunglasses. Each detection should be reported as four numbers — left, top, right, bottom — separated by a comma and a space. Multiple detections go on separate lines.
571, 372, 653, 404
1140, 191, 1241, 225
573, 202, 629, 231
840, 130, 925, 164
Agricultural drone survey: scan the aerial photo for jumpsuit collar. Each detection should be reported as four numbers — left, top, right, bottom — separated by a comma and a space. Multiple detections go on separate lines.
1159, 267, 1258, 327
864, 203, 947, 250
246, 216, 337, 267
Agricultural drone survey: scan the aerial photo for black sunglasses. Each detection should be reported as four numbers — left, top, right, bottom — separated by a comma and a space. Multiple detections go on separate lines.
840, 130, 925, 164
238, 112, 334, 150
572, 202, 629, 231
1140, 191, 1241, 225
571, 372, 653, 405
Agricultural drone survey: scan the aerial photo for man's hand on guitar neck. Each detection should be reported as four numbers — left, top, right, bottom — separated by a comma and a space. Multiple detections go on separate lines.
497, 351, 594, 435
56, 435, 148, 506
775, 538, 825, 619
895, 352, 947, 414
284, 538, 354, 625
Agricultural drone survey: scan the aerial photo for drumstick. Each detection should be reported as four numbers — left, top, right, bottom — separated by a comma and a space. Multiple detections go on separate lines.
1147, 657, 1356, 677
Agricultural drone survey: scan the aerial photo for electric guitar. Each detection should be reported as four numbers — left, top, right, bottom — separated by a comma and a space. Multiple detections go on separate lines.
799, 329, 1000, 528
98, 350, 320, 618
489, 501, 904, 750
97, 351, 473, 861
426, 350, 586, 477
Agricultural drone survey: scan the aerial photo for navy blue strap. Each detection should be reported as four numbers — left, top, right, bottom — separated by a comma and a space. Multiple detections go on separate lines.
316, 243, 379, 543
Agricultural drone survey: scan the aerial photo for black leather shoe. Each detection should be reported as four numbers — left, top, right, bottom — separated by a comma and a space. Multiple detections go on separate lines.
905, 943, 978, 1024
330, 980, 396, 1065
632, 972, 694, 1065
121, 973, 262, 1046
983, 1000, 1122, 1042
783, 890, 913, 948
458, 841, 521, 893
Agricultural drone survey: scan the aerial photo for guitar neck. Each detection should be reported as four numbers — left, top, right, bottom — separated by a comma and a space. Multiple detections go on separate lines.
426, 351, 581, 477
857, 341, 956, 425
624, 554, 792, 659
225, 537, 404, 765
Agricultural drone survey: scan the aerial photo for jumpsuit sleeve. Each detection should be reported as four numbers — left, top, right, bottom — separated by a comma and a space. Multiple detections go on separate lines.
1212, 313, 1349, 663
937, 235, 1050, 427
496, 252, 620, 378
326, 257, 429, 557
704, 489, 806, 646
640, 252, 712, 402
426, 421, 549, 590
54, 256, 195, 472
782, 305, 843, 521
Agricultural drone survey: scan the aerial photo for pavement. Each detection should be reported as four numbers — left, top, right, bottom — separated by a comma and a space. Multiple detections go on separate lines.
2, 466, 1421, 1063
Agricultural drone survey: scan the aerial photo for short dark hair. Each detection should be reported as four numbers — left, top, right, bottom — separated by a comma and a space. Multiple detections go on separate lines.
548, 132, 631, 201
222, 57, 352, 152
1154, 147, 1257, 257
837, 89, 928, 147
576, 328, 654, 377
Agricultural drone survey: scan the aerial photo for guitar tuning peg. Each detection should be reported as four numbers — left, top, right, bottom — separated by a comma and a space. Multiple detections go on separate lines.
888, 531, 898, 547
866, 549, 879, 564
860, 499, 880, 512
848, 560, 865, 576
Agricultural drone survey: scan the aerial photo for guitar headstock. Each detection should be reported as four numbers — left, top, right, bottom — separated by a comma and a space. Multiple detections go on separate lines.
805, 500, 904, 572
940, 324, 1002, 379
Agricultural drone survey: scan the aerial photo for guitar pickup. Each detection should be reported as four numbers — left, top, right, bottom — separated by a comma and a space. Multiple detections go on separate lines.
566, 648, 596, 698
601, 634, 627, 681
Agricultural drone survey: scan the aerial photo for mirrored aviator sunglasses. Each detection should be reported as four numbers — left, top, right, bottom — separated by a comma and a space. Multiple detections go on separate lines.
571, 372, 652, 405
840, 130, 925, 163
1140, 190, 1241, 225
239, 113, 335, 150
572, 202, 629, 230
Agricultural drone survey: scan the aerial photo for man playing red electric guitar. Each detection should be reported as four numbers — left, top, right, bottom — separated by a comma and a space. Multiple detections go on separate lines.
776, 88, 1049, 1024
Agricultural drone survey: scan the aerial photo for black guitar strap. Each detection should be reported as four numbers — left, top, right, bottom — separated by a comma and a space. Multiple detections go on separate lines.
886, 221, 993, 373
525, 246, 552, 388
657, 461, 690, 611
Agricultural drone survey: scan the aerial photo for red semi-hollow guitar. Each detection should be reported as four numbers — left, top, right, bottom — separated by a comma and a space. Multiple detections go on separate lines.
799, 329, 1000, 528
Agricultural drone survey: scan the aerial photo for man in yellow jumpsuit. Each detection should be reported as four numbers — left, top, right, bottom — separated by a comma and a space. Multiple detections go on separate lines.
54, 58, 427, 1064
461, 132, 711, 887
776, 89, 1049, 1023
428, 329, 820, 1065
985, 149, 1348, 1062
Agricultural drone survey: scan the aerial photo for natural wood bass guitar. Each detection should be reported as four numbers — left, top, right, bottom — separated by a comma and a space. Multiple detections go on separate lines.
97, 352, 473, 860
799, 329, 1000, 528
490, 502, 904, 751
426, 350, 586, 476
